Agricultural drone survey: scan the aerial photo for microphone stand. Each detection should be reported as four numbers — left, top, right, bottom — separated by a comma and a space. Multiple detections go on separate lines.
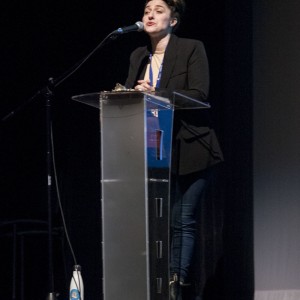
2, 29, 125, 300
45, 78, 56, 300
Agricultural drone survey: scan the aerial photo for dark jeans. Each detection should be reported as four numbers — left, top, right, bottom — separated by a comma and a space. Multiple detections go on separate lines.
170, 170, 209, 282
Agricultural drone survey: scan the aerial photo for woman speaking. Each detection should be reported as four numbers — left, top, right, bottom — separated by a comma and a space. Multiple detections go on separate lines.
125, 1, 224, 299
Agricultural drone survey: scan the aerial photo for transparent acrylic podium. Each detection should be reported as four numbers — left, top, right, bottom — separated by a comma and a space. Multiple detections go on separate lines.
72, 91, 209, 300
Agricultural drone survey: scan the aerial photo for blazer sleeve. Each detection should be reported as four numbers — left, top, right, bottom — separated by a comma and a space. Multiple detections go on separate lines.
125, 51, 137, 89
125, 47, 149, 89
185, 40, 209, 101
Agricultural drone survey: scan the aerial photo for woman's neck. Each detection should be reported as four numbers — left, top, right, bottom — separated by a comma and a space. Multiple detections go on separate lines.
151, 33, 171, 54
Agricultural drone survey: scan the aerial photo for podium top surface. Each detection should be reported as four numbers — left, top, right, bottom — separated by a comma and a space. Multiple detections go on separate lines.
71, 91, 210, 110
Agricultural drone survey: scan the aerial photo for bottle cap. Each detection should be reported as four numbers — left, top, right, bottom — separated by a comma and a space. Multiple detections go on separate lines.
73, 265, 82, 272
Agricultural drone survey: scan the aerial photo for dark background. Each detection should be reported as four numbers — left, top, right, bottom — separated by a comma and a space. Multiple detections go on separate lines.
0, 1, 253, 299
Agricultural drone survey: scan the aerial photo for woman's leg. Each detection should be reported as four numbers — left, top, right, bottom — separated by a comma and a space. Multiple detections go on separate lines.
170, 172, 208, 283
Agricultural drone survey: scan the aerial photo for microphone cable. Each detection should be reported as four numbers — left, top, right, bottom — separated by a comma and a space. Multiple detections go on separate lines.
51, 122, 78, 267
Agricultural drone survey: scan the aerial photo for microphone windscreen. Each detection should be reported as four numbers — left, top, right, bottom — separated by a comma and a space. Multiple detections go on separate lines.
135, 21, 144, 32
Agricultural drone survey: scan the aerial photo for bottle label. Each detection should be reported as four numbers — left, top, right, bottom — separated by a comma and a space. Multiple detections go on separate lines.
70, 289, 81, 300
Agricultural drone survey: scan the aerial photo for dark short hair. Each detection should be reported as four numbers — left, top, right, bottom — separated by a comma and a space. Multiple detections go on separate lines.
145, 0, 186, 30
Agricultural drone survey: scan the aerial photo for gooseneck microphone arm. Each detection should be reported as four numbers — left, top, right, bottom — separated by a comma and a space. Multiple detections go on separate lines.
50, 21, 144, 89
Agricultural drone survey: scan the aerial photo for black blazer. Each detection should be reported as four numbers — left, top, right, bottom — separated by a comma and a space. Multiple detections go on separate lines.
125, 34, 223, 175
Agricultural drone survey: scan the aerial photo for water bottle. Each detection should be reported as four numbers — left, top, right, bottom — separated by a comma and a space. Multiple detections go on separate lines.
69, 265, 84, 300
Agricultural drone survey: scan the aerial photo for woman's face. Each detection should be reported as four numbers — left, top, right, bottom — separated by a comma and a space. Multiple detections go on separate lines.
143, 0, 176, 37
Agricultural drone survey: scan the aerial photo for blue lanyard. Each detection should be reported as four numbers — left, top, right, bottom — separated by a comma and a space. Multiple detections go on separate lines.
149, 54, 163, 89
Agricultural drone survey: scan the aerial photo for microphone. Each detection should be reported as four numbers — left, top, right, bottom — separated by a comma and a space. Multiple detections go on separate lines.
113, 21, 144, 34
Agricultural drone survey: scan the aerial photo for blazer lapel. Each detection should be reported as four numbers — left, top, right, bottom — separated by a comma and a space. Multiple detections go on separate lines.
160, 34, 178, 88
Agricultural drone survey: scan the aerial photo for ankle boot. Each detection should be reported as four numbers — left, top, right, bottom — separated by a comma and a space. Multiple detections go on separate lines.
169, 273, 182, 300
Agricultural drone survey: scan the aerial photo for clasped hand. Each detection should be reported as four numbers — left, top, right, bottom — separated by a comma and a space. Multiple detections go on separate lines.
134, 79, 155, 92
